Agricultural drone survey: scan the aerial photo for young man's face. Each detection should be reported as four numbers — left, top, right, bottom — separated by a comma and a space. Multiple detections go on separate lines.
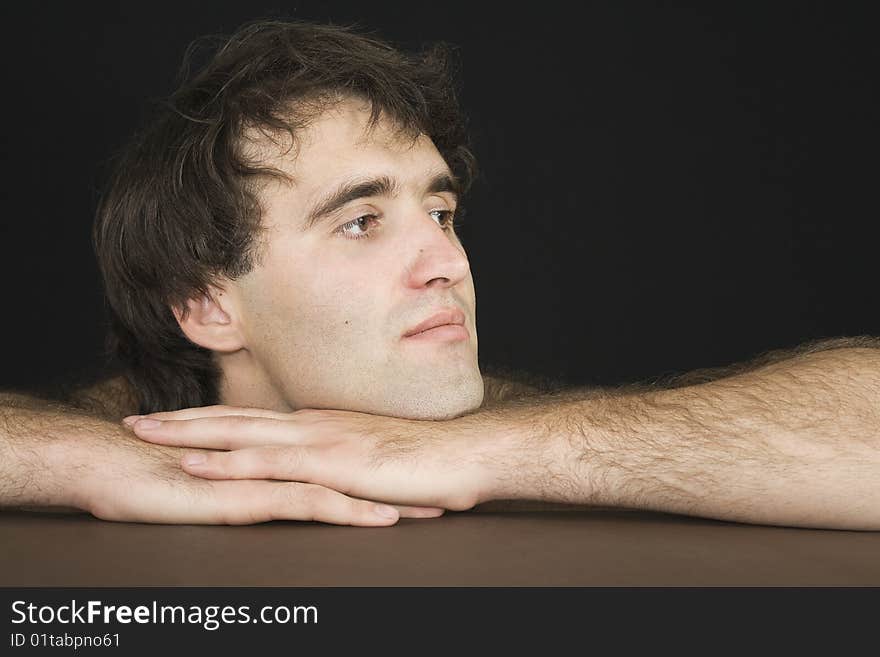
218, 98, 484, 419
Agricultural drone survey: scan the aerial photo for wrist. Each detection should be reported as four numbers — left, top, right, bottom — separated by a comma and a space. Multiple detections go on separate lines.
0, 405, 84, 510
43, 439, 91, 512
461, 398, 585, 505
43, 412, 131, 512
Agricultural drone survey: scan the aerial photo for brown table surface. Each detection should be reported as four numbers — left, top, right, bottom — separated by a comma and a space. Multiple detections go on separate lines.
3, 503, 879, 586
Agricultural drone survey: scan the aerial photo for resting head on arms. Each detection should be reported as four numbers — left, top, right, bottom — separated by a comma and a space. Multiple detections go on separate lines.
2, 19, 532, 525
5, 19, 879, 530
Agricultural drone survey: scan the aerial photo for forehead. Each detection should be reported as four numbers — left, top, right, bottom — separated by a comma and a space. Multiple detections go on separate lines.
245, 99, 450, 204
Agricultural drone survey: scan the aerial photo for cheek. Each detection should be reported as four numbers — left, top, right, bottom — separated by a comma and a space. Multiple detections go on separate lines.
318, 279, 386, 340
244, 261, 387, 351
239, 232, 401, 351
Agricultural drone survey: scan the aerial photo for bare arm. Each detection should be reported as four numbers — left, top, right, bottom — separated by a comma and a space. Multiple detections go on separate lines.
0, 366, 542, 519
480, 339, 880, 529
0, 381, 444, 524
0, 388, 133, 511
0, 375, 141, 511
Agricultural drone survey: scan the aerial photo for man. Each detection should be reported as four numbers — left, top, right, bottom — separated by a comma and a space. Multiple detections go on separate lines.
2, 20, 878, 529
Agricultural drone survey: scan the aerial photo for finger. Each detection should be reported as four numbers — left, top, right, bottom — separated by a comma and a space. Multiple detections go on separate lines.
248, 481, 403, 526
264, 485, 444, 522
123, 405, 289, 425
188, 453, 445, 518
130, 415, 297, 450
394, 506, 446, 518
181, 446, 312, 480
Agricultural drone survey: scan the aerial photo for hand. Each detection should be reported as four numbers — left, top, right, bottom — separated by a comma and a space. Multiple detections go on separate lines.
127, 405, 501, 511
51, 413, 443, 526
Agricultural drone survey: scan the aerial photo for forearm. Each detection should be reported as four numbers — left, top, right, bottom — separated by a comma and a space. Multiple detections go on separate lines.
2, 392, 453, 525
0, 392, 111, 511
480, 347, 880, 529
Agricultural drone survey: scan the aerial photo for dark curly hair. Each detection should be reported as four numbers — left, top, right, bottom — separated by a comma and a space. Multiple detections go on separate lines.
93, 19, 477, 414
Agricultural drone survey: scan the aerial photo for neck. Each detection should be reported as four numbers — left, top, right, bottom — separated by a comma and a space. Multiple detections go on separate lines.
216, 349, 292, 412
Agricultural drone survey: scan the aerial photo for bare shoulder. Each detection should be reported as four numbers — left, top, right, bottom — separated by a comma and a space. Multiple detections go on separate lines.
67, 375, 140, 421
481, 367, 565, 407
481, 374, 540, 407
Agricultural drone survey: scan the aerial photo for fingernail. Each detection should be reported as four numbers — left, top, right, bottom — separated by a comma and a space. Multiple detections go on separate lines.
183, 453, 206, 467
122, 415, 143, 426
134, 418, 162, 430
374, 504, 398, 520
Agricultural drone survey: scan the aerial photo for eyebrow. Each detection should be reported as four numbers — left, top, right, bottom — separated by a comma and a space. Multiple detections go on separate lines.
301, 171, 461, 232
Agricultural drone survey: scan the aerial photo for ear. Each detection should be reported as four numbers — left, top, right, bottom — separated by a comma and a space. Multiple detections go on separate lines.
172, 287, 246, 353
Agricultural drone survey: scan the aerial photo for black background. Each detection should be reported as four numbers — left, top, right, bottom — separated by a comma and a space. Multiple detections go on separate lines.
1, 2, 877, 396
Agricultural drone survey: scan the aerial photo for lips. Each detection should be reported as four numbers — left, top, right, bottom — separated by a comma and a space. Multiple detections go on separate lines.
403, 308, 466, 338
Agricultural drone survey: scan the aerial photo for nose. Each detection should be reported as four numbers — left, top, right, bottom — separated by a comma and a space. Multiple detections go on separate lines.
403, 213, 471, 290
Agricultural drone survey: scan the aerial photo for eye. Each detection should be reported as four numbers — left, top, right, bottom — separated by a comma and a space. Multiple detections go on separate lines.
336, 208, 458, 241
430, 209, 456, 230
337, 214, 381, 240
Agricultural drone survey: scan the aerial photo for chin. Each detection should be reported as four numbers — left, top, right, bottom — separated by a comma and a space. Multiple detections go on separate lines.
363, 377, 485, 421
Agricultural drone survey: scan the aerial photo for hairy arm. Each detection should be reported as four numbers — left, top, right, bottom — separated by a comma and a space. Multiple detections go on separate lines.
0, 380, 443, 524
476, 338, 880, 529
0, 388, 134, 511
1, 374, 146, 511
0, 367, 545, 519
